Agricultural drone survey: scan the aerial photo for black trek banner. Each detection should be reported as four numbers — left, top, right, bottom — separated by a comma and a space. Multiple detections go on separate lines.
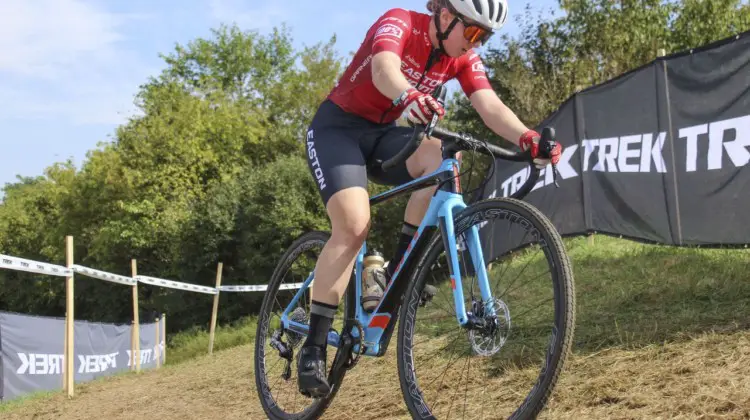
480, 30, 749, 256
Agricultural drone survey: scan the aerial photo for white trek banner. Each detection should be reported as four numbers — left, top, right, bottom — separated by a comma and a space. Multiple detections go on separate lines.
0, 312, 163, 401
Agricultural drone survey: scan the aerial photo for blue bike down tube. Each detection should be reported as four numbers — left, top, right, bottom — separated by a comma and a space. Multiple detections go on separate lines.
359, 188, 451, 356
355, 241, 367, 326
437, 191, 469, 326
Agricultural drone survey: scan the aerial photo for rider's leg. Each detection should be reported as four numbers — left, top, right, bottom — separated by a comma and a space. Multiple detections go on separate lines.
307, 186, 370, 323
299, 99, 373, 397
298, 187, 370, 398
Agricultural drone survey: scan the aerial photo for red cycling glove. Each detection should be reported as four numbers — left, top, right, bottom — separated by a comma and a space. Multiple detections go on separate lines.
519, 129, 562, 169
399, 87, 445, 125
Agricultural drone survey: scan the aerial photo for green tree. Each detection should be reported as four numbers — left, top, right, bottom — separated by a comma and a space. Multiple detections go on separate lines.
0, 163, 76, 316
153, 23, 342, 161
670, 0, 750, 49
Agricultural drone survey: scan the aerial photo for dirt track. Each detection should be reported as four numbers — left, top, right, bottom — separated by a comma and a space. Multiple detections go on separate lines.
4, 331, 750, 420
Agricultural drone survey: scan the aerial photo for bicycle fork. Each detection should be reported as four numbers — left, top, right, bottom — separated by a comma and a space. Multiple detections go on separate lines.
437, 194, 497, 328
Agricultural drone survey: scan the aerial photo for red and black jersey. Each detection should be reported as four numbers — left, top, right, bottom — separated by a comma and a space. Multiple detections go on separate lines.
327, 8, 493, 124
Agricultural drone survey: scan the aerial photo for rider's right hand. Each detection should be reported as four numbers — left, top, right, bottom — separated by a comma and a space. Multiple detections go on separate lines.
519, 129, 562, 169
401, 87, 445, 125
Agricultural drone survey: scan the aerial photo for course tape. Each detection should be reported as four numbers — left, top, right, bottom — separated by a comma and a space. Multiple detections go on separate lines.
2, 253, 305, 294
219, 283, 304, 293
72, 265, 137, 286
0, 254, 72, 277
137, 275, 219, 295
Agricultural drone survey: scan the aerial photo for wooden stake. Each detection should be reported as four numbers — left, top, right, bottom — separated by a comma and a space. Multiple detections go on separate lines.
155, 317, 160, 368
64, 236, 75, 397
161, 313, 167, 365
63, 313, 68, 388
131, 259, 141, 373
130, 320, 135, 371
208, 262, 223, 355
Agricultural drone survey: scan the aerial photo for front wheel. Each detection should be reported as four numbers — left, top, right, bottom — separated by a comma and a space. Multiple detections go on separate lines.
397, 198, 576, 419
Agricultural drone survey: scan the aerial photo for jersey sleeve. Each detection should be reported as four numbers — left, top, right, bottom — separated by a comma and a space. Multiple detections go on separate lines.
371, 8, 413, 57
456, 51, 493, 97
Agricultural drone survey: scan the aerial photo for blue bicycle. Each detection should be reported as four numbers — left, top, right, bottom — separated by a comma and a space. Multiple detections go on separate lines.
255, 86, 576, 419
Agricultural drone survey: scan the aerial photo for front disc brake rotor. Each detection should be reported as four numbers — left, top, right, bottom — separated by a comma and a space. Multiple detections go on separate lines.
468, 297, 511, 357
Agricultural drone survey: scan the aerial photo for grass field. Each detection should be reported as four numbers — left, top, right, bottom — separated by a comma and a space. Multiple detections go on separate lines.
2, 234, 749, 419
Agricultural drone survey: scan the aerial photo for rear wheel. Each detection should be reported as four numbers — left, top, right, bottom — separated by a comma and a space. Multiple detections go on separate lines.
397, 198, 576, 419
255, 231, 355, 420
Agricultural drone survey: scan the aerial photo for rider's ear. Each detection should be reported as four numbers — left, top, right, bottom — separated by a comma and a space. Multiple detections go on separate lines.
439, 7, 453, 27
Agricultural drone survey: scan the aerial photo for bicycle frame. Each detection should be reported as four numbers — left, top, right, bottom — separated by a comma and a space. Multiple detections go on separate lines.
281, 154, 496, 357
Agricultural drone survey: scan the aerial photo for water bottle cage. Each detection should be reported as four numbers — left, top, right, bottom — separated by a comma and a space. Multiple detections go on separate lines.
369, 268, 388, 290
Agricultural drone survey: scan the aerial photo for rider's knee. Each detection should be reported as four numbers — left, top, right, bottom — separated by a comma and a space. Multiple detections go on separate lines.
326, 188, 371, 249
332, 213, 371, 249
420, 136, 443, 174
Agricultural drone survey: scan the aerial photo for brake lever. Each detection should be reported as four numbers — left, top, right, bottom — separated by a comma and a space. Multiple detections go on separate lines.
551, 162, 560, 188
425, 112, 440, 137
542, 144, 560, 188
425, 85, 446, 137
538, 127, 560, 188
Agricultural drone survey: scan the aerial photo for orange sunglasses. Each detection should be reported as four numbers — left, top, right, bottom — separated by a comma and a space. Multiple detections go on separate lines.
454, 14, 494, 44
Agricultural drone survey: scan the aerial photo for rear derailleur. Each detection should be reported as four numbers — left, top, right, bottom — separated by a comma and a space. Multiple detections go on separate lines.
270, 329, 295, 380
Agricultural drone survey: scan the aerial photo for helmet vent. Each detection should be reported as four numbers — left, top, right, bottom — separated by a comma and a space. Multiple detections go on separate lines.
472, 0, 483, 16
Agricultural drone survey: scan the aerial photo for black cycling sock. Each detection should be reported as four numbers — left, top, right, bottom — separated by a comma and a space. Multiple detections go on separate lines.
387, 222, 419, 280
304, 300, 337, 349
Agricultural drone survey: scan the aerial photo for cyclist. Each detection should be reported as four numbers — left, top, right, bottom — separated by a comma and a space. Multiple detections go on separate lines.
299, 0, 562, 398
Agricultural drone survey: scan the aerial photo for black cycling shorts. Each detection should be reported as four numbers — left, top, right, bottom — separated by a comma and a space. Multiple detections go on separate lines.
304, 99, 416, 206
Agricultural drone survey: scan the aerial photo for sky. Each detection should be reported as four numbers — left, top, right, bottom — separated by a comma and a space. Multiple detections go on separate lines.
0, 0, 560, 195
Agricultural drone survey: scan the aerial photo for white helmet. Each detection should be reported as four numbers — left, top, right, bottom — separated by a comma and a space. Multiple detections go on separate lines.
448, 0, 508, 30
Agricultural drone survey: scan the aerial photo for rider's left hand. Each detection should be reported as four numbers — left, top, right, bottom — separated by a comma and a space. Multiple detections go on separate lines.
519, 129, 562, 169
